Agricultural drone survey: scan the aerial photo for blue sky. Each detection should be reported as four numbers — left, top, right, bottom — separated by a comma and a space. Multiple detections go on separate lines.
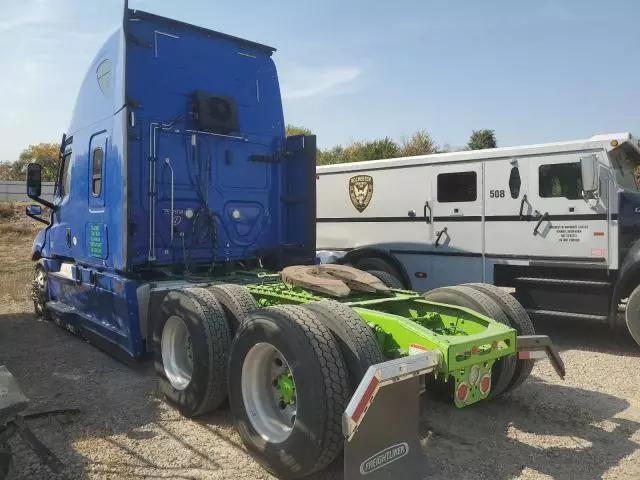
0, 0, 638, 160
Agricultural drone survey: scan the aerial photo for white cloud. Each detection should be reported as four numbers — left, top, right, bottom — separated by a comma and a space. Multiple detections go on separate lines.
280, 66, 362, 100
0, 0, 57, 33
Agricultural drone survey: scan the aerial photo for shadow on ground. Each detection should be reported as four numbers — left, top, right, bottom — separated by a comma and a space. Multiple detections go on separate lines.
1, 311, 638, 480
0, 313, 235, 479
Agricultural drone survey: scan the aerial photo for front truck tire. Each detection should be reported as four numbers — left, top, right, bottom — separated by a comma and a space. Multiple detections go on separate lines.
303, 299, 386, 391
625, 283, 640, 346
422, 285, 517, 399
153, 288, 231, 418
32, 261, 50, 320
228, 305, 350, 479
464, 283, 535, 392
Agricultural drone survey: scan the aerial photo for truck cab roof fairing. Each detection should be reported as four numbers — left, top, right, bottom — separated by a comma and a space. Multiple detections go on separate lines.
67, 29, 125, 137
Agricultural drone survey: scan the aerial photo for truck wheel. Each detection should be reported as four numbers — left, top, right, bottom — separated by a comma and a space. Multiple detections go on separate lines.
367, 270, 405, 289
0, 441, 11, 480
153, 288, 231, 418
209, 284, 259, 335
228, 305, 349, 478
304, 300, 386, 391
354, 257, 405, 287
464, 283, 536, 392
32, 262, 50, 320
422, 285, 516, 399
625, 283, 640, 346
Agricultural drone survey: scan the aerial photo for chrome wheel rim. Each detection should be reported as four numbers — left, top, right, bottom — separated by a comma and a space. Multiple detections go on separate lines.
241, 343, 297, 443
161, 316, 193, 391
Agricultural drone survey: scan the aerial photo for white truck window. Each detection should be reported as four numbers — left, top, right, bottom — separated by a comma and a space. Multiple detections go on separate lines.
609, 143, 640, 192
437, 171, 477, 202
538, 162, 582, 200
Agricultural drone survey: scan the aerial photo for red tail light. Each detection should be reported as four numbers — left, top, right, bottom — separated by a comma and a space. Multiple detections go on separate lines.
479, 374, 491, 395
456, 382, 469, 403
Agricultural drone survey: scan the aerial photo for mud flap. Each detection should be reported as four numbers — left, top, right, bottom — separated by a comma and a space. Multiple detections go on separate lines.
343, 351, 442, 479
517, 335, 566, 379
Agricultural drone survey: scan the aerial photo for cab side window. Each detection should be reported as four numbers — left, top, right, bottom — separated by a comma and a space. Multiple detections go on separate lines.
91, 147, 103, 197
58, 151, 73, 198
539, 162, 582, 200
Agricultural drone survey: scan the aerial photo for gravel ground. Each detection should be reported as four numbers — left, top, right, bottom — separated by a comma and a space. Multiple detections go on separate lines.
1, 312, 639, 480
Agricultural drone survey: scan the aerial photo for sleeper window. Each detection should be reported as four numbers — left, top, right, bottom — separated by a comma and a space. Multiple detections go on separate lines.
437, 171, 477, 202
91, 147, 103, 197
538, 162, 582, 200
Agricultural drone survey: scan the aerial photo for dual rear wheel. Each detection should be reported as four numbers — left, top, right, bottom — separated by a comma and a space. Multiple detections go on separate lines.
422, 283, 535, 398
153, 286, 384, 478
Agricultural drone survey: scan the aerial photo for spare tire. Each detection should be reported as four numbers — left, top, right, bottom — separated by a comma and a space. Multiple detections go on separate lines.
354, 257, 406, 287
464, 283, 535, 392
303, 300, 386, 391
422, 285, 516, 399
367, 270, 405, 290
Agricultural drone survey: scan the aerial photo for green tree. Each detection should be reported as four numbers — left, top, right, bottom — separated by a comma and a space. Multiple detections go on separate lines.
317, 145, 345, 165
467, 129, 497, 150
0, 161, 13, 180
11, 143, 61, 181
398, 130, 437, 157
344, 137, 399, 163
285, 124, 313, 137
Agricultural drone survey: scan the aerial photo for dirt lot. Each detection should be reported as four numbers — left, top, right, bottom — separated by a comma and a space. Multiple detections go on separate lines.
1, 203, 639, 480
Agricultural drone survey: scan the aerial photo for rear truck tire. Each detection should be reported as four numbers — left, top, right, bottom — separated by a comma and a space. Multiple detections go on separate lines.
228, 304, 350, 478
208, 284, 259, 335
625, 283, 640, 346
32, 262, 50, 320
422, 285, 517, 399
153, 287, 231, 418
464, 283, 536, 392
367, 270, 405, 290
303, 299, 386, 391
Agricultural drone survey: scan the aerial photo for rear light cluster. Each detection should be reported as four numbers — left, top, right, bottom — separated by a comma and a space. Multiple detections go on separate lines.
456, 364, 492, 404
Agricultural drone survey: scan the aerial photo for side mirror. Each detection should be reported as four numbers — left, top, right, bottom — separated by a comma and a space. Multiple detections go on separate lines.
27, 163, 42, 197
25, 203, 48, 225
26, 205, 42, 216
580, 154, 599, 195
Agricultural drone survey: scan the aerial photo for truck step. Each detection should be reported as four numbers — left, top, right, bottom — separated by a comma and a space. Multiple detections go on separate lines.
46, 301, 76, 314
525, 308, 608, 322
514, 277, 611, 288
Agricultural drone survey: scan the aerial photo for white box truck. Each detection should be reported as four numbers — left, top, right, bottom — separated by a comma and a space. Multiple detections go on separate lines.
316, 133, 640, 345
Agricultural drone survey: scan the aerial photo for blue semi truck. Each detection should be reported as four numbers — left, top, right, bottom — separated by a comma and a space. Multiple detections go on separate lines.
22, 5, 565, 479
